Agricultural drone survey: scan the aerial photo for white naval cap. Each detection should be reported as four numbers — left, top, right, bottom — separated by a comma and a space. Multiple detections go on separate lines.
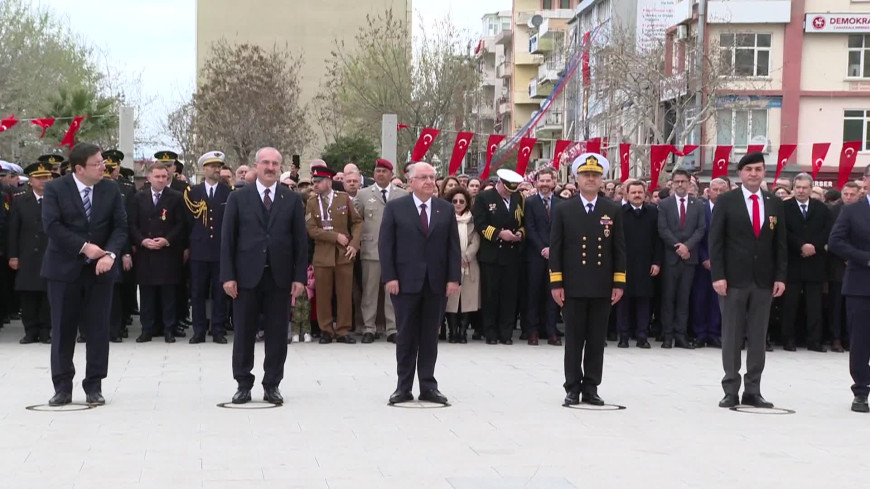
197, 151, 225, 167
571, 152, 609, 176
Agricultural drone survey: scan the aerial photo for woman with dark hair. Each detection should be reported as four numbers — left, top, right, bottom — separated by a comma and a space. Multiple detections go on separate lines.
443, 186, 480, 343
440, 176, 461, 198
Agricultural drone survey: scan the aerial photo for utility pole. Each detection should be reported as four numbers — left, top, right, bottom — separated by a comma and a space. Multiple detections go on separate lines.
694, 0, 707, 166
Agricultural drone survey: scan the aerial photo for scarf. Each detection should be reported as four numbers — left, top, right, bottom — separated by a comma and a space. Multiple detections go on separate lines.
456, 212, 472, 275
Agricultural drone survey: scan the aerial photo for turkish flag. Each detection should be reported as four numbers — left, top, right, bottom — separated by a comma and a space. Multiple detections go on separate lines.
31, 118, 56, 139
674, 145, 699, 157
58, 116, 85, 149
410, 127, 439, 162
711, 145, 733, 179
837, 141, 862, 190
516, 137, 537, 175
746, 144, 765, 154
773, 144, 798, 182
601, 137, 609, 157
0, 115, 19, 132
447, 132, 474, 176
586, 137, 601, 155
397, 124, 410, 131
811, 142, 831, 179
480, 134, 505, 180
619, 143, 631, 182
552, 140, 573, 171
649, 145, 674, 191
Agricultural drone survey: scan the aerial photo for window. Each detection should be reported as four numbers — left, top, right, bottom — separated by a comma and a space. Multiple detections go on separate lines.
543, 0, 553, 9
717, 109, 768, 148
719, 33, 771, 77
843, 110, 870, 151
560, 0, 571, 8
847, 35, 870, 78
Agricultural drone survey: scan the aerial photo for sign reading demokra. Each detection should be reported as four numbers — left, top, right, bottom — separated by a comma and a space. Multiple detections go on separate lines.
805, 13, 870, 33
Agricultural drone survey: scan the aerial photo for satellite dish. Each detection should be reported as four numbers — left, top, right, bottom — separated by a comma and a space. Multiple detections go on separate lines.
528, 14, 544, 29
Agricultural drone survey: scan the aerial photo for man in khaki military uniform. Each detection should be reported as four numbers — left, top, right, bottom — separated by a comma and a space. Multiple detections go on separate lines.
306, 165, 363, 344
354, 159, 408, 343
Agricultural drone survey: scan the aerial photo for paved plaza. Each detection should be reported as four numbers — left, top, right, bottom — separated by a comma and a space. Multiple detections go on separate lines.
0, 321, 868, 489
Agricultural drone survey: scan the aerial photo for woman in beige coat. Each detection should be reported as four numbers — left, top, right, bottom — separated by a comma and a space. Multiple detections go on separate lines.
444, 187, 480, 343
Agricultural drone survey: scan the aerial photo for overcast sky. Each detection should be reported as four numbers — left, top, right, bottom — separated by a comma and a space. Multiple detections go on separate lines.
39, 0, 509, 155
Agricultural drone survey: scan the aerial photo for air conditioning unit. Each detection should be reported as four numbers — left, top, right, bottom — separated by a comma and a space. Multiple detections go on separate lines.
676, 25, 688, 40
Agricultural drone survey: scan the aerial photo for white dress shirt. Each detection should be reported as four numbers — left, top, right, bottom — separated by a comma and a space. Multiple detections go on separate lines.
741, 185, 765, 223
255, 179, 278, 205
204, 181, 217, 199
580, 194, 598, 213
375, 184, 390, 202
412, 193, 432, 227
72, 173, 93, 209
675, 194, 688, 220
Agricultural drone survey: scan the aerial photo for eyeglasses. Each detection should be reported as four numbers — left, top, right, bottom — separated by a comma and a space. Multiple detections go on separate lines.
452, 199, 465, 204
413, 175, 436, 181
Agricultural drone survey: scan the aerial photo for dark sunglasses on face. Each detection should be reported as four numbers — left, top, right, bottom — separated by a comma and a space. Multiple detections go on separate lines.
452, 199, 465, 204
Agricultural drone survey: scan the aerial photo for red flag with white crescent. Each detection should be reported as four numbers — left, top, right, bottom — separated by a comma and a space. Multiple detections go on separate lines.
0, 115, 19, 132
837, 141, 862, 190
619, 143, 631, 182
746, 144, 765, 154
773, 144, 798, 182
552, 139, 573, 171
649, 145, 675, 191
31, 118, 56, 139
59, 116, 86, 149
811, 142, 830, 180
410, 127, 439, 162
586, 137, 601, 155
674, 145, 699, 157
711, 146, 732, 179
516, 137, 537, 176
447, 131, 474, 176
480, 134, 506, 180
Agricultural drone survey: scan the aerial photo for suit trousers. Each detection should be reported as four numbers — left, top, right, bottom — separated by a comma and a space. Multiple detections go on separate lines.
526, 258, 559, 337
19, 291, 51, 340
232, 267, 291, 389
719, 285, 773, 395
848, 296, 870, 397
691, 266, 721, 342
662, 260, 695, 340
190, 260, 227, 336
391, 282, 445, 393
314, 263, 353, 337
48, 276, 112, 394
781, 280, 824, 346
140, 285, 177, 337
480, 262, 520, 341
828, 282, 848, 342
361, 260, 396, 336
615, 297, 650, 340
110, 284, 124, 339
563, 297, 611, 395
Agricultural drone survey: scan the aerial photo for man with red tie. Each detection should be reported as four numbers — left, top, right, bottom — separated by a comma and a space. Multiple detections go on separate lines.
709, 152, 787, 409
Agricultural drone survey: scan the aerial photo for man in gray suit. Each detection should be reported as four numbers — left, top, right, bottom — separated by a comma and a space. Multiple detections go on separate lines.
354, 158, 408, 344
657, 169, 706, 349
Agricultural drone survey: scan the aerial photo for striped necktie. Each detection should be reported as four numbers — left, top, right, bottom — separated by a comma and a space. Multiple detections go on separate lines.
82, 187, 92, 220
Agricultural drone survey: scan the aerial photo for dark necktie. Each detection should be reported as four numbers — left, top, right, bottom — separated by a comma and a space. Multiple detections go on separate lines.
543, 196, 550, 216
263, 188, 272, 211
679, 198, 686, 228
154, 191, 161, 206
209, 186, 214, 200
586, 203, 594, 214
420, 203, 429, 235
381, 189, 387, 204
800, 203, 807, 219
634, 207, 642, 217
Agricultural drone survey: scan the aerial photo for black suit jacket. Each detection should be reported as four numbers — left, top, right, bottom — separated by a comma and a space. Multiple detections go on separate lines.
783, 198, 831, 282
657, 194, 706, 265
128, 187, 186, 285
826, 202, 847, 282
187, 182, 231, 262
220, 183, 307, 290
472, 188, 525, 265
524, 193, 562, 261
828, 197, 870, 297
378, 195, 461, 294
41, 174, 127, 283
7, 190, 48, 291
709, 188, 787, 289
622, 203, 663, 298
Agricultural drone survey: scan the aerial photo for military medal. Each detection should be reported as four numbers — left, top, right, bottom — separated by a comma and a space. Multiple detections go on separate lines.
489, 203, 497, 212
161, 209, 167, 221
769, 216, 776, 230
604, 227, 610, 238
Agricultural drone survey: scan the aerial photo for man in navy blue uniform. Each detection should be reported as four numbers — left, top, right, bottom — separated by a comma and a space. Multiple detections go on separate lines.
828, 165, 870, 413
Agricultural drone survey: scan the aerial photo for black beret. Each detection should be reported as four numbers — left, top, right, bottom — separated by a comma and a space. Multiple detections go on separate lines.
737, 152, 765, 170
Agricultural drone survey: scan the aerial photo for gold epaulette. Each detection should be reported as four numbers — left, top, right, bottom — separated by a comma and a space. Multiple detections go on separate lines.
183, 186, 208, 228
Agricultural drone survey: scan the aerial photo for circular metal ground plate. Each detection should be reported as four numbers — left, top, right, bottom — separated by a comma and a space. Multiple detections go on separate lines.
730, 406, 795, 415
26, 403, 96, 412
216, 401, 281, 410
563, 403, 627, 411
388, 400, 451, 409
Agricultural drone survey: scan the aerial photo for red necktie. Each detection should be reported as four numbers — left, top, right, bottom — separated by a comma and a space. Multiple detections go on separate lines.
750, 194, 760, 238
420, 203, 429, 235
679, 198, 686, 228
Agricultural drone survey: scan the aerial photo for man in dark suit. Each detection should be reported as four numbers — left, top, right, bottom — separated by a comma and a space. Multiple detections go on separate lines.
709, 152, 787, 409
616, 179, 662, 349
781, 173, 832, 352
221, 147, 307, 405
524, 167, 563, 346
550, 153, 626, 407
692, 177, 728, 348
41, 143, 128, 406
102, 151, 136, 342
379, 162, 461, 406
657, 169, 706, 349
827, 182, 861, 352
129, 164, 186, 343
186, 151, 232, 344
829, 165, 870, 413
7, 162, 53, 344
472, 169, 526, 345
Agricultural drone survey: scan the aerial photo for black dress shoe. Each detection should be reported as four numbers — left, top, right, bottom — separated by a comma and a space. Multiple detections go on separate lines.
808, 344, 827, 353
519, 332, 529, 340
617, 338, 629, 348
486, 339, 498, 345
232, 388, 252, 404
852, 395, 869, 413
674, 337, 695, 349
581, 393, 605, 406
189, 335, 206, 344
741, 393, 774, 408
361, 332, 375, 344
661, 339, 673, 349
547, 336, 562, 346
109, 336, 123, 343
213, 334, 227, 344
389, 389, 413, 405
173, 327, 186, 338
136, 334, 152, 343
336, 335, 356, 344
499, 339, 513, 345
718, 394, 739, 408
419, 389, 448, 405
472, 333, 483, 341
693, 340, 706, 348
527, 333, 539, 346
164, 335, 176, 344
263, 387, 283, 405
832, 340, 845, 353
40, 337, 52, 344
606, 332, 617, 342
636, 339, 651, 349
563, 392, 580, 406
387, 333, 397, 343
48, 391, 72, 406
86, 391, 105, 405
19, 336, 38, 344
707, 338, 722, 348
783, 341, 796, 352
765, 341, 774, 352
319, 335, 332, 344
